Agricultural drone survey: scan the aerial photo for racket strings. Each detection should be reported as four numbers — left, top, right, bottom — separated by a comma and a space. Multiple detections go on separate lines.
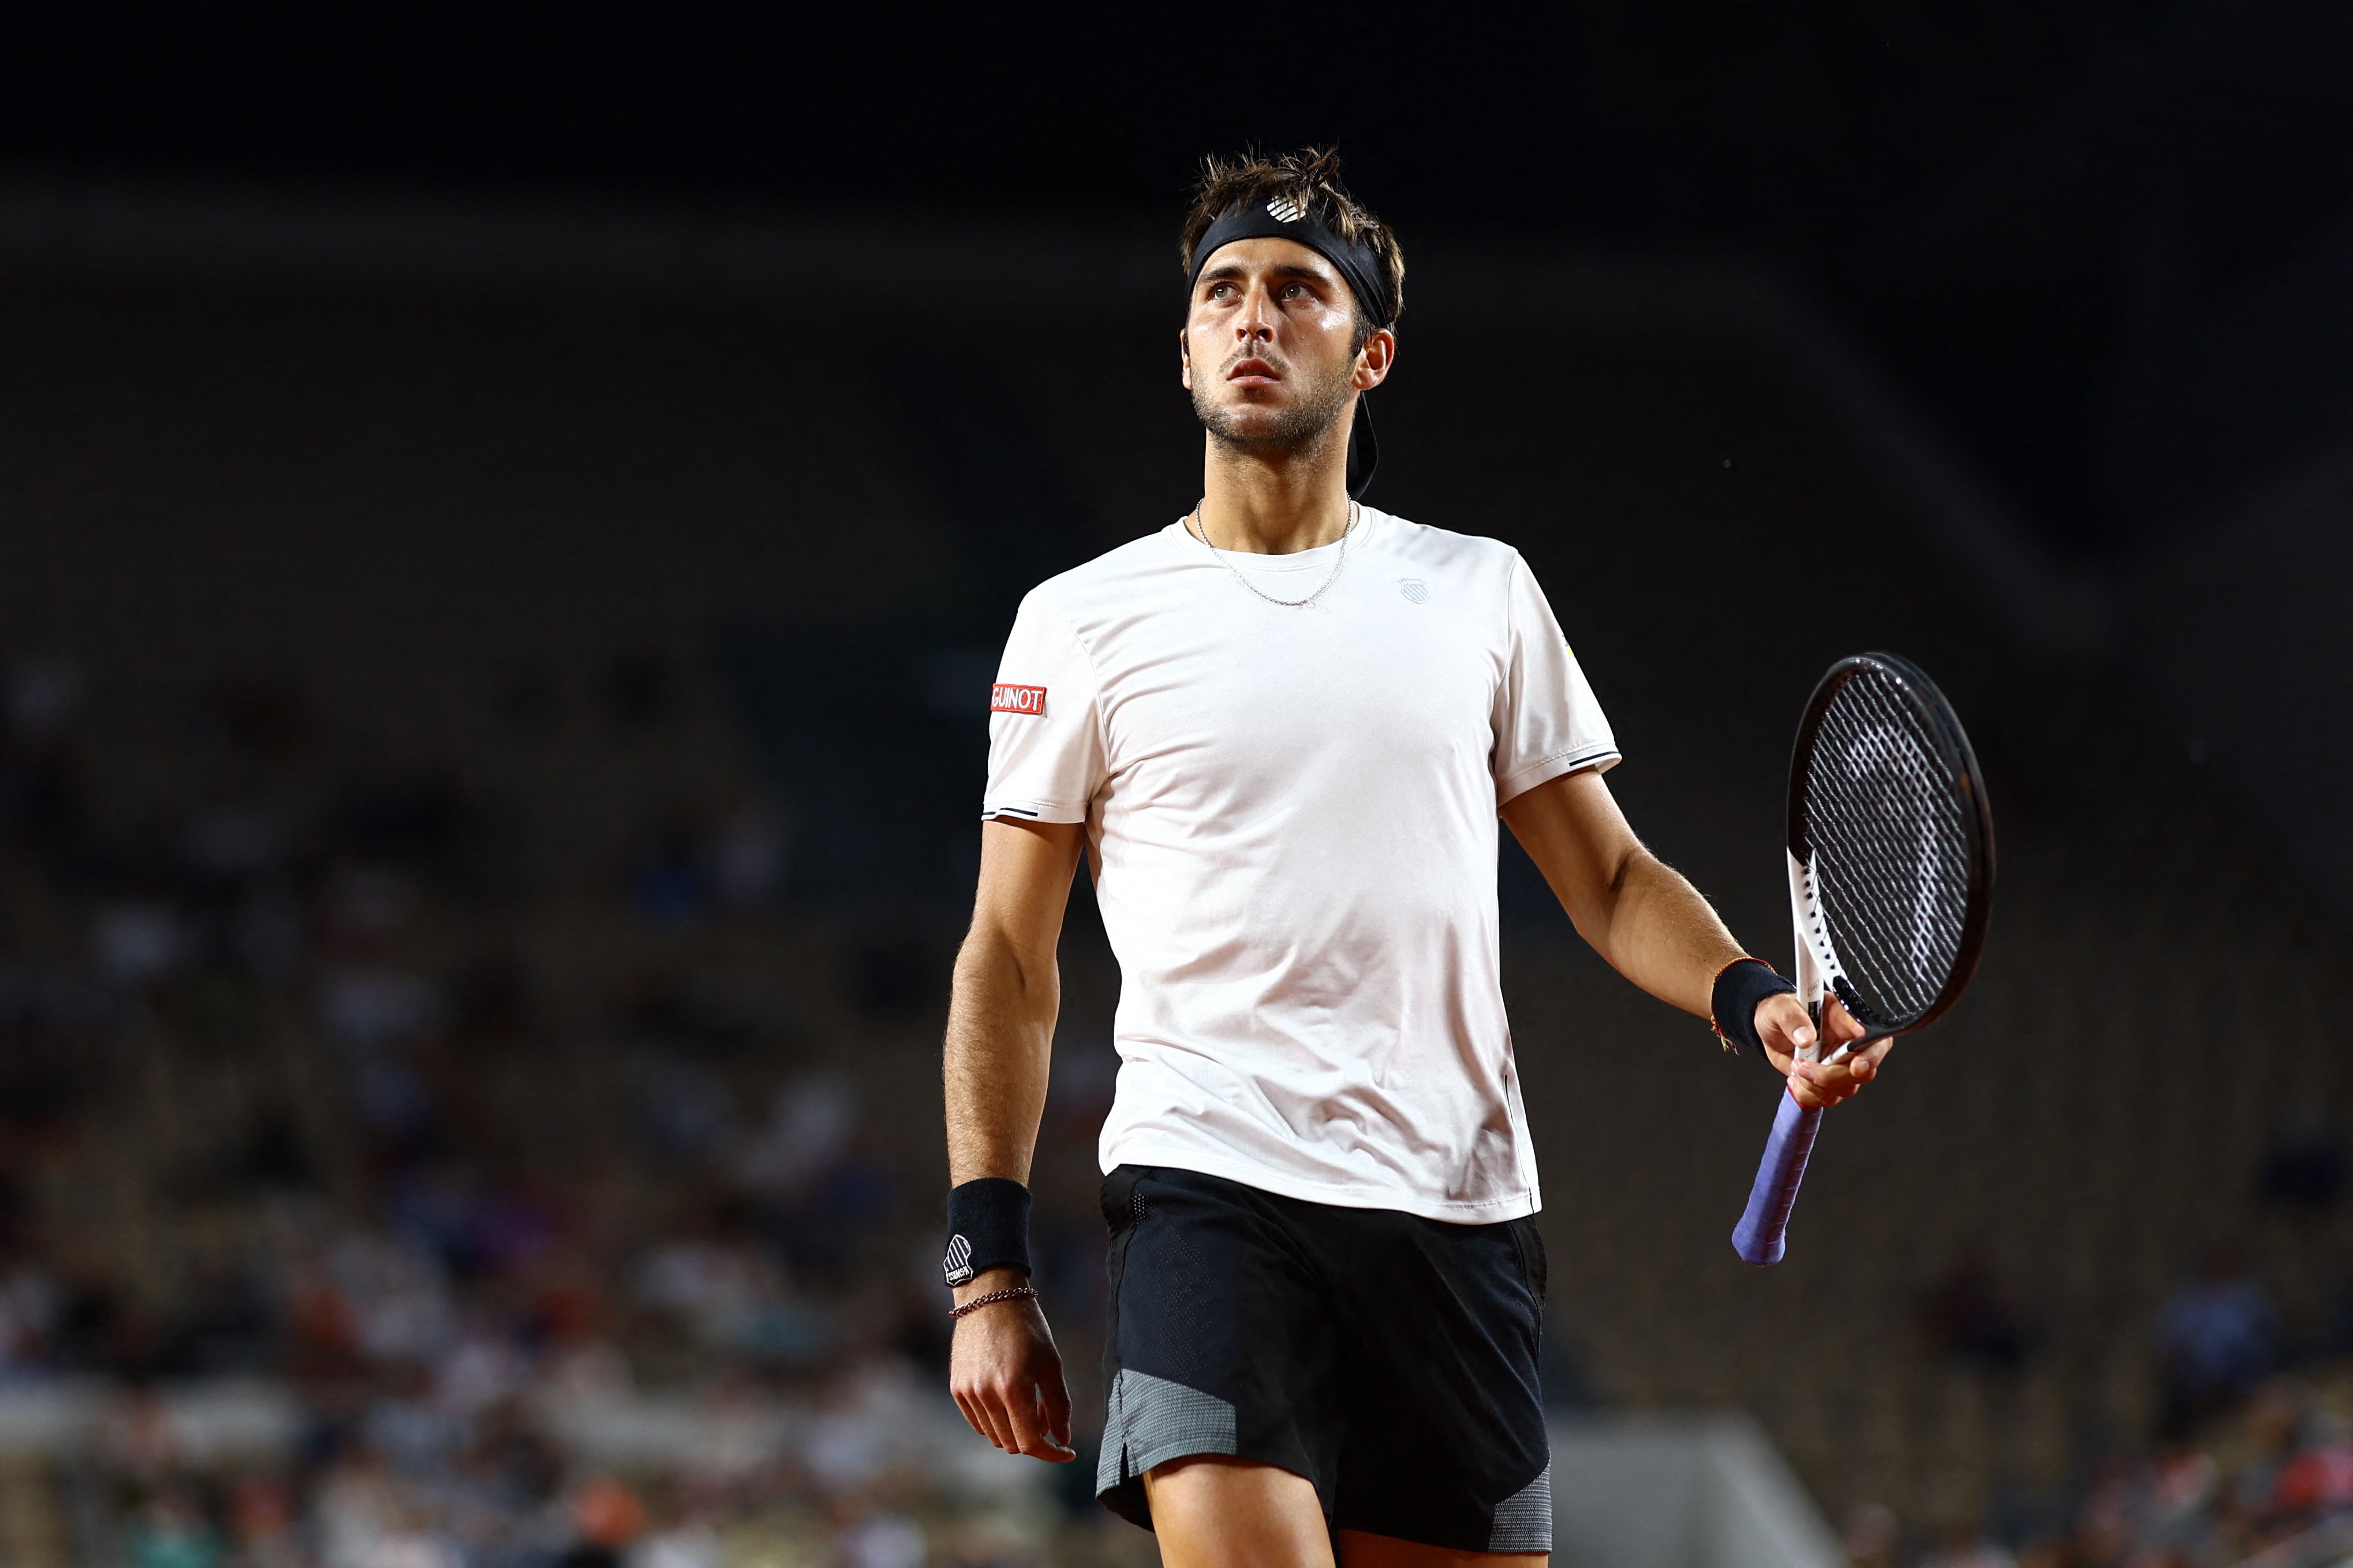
1803, 670, 1975, 1029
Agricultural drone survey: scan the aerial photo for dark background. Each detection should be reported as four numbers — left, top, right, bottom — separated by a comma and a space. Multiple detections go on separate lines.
10, 2, 2353, 552
0, 6, 2349, 1566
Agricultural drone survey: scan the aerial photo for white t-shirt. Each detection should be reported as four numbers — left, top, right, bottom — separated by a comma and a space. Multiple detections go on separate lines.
983, 507, 1619, 1222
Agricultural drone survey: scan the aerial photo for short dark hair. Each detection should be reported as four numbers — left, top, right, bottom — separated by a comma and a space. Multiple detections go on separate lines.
1179, 146, 1405, 338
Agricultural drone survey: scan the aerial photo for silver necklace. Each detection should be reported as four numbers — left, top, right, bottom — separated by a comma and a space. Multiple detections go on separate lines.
1186, 500, 1359, 608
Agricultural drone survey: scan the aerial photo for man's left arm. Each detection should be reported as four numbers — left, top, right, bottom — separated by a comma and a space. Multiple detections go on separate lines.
1499, 768, 1888, 1108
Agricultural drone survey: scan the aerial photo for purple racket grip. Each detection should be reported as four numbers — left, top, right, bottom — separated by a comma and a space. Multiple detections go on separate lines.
1731, 1091, 1824, 1265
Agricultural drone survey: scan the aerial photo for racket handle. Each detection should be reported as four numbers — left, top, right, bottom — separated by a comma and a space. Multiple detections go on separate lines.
1731, 1091, 1824, 1266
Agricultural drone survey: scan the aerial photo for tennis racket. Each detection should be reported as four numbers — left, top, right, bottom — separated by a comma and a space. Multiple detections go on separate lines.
1730, 652, 1995, 1266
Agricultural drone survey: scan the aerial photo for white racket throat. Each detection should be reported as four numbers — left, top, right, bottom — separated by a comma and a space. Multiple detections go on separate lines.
1786, 849, 1856, 1067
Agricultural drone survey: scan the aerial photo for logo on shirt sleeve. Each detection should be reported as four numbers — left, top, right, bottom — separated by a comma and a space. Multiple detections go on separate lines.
991, 684, 1047, 716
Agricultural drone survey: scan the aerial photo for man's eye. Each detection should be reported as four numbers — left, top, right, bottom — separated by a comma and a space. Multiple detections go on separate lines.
1282, 283, 1306, 299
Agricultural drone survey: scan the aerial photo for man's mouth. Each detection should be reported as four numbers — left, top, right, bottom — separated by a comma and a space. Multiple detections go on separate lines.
1227, 357, 1282, 384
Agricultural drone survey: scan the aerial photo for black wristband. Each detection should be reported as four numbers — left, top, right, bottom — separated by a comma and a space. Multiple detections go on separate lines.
943, 1178, 1032, 1287
1712, 958, 1798, 1060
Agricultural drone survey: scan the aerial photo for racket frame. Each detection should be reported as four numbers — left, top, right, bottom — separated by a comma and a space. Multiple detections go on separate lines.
1733, 652, 1994, 1265
1785, 651, 1995, 1043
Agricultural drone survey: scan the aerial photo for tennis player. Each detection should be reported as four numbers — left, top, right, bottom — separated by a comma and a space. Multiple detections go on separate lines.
941, 147, 1891, 1566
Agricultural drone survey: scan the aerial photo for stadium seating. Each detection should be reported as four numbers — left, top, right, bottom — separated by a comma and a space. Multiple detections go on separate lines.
0, 241, 2342, 1567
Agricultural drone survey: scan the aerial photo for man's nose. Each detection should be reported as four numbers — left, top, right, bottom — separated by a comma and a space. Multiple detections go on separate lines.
1234, 282, 1276, 340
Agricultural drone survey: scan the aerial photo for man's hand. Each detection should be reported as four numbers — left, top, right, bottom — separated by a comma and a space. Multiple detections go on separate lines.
948, 1268, 1075, 1462
1755, 992, 1892, 1110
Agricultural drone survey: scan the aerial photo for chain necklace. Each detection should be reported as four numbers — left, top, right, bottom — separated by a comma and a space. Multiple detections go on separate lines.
1186, 499, 1359, 609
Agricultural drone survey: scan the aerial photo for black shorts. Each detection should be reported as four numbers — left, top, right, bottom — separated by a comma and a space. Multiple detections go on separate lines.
1095, 1164, 1552, 1553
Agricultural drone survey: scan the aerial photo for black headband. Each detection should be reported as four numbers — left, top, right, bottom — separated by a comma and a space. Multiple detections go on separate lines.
1186, 196, 1397, 328
1187, 195, 1392, 498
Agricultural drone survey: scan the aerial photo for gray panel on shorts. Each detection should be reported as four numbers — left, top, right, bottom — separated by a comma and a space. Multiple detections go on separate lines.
1096, 1368, 1239, 1493
1488, 1463, 1553, 1552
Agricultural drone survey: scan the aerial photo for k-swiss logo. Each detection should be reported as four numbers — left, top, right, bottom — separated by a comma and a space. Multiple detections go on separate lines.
991, 683, 1047, 716
1266, 195, 1306, 223
1399, 578, 1429, 604
943, 1234, 974, 1287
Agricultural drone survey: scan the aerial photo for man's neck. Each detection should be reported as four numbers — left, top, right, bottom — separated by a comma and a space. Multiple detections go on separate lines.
1196, 423, 1355, 555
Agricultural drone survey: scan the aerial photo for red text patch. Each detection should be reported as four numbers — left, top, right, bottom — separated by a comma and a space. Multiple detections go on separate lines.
991, 683, 1047, 716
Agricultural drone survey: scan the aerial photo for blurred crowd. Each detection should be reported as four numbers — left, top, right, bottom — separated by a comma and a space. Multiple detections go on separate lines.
7, 644, 2351, 1568
0, 656, 1131, 1568
1852, 1362, 2353, 1568
1858, 1222, 2353, 1568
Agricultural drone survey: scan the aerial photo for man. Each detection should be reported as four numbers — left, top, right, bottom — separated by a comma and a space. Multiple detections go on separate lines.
941, 147, 1888, 1566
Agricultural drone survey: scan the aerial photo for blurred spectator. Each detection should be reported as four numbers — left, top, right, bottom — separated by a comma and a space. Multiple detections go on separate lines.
126, 1485, 223, 1568
629, 831, 708, 931
829, 1506, 925, 1568
626, 801, 788, 931
1845, 1502, 1899, 1568
635, 1223, 772, 1347
2257, 1106, 2346, 1217
329, 1235, 454, 1366
706, 803, 789, 912
93, 899, 192, 988
633, 1056, 738, 1169
8, 657, 83, 741
318, 962, 441, 1055
628, 1502, 719, 1568
182, 801, 289, 884
2265, 1418, 2353, 1523
555, 1477, 647, 1568
1918, 1250, 2034, 1373
1916, 1530, 2012, 1568
738, 1076, 854, 1197
233, 890, 307, 980
230, 1476, 302, 1568
0, 656, 89, 860
2157, 1248, 2280, 1435
0, 1259, 58, 1369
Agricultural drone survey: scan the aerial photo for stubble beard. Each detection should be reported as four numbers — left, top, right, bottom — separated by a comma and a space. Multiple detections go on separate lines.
1192, 353, 1357, 464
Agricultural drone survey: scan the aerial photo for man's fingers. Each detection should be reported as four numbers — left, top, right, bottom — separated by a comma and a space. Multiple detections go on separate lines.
1790, 1062, 1853, 1107
958, 1393, 999, 1450
1043, 1367, 1075, 1450
1776, 1000, 1892, 1109
965, 1391, 1010, 1451
1753, 995, 1814, 1058
999, 1383, 1055, 1458
968, 1388, 1016, 1451
988, 1397, 1025, 1454
1791, 1048, 1893, 1107
1032, 1388, 1077, 1461
1786, 1069, 1835, 1110
1821, 994, 1868, 1046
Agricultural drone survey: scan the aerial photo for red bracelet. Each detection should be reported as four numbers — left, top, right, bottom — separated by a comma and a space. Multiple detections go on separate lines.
948, 1285, 1039, 1319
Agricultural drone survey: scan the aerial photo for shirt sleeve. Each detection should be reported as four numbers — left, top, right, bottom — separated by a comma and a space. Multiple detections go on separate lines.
1492, 552, 1620, 805
981, 590, 1107, 825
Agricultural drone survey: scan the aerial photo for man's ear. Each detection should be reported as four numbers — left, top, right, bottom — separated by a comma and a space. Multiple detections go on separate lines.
1178, 325, 1193, 391
1353, 327, 1396, 392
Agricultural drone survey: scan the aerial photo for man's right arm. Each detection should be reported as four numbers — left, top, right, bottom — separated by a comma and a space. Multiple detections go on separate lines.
943, 816, 1086, 1462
